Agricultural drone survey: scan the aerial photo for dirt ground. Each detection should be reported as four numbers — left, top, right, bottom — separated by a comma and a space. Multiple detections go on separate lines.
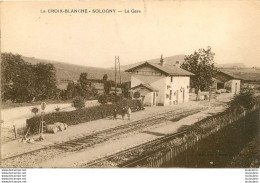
1, 93, 233, 167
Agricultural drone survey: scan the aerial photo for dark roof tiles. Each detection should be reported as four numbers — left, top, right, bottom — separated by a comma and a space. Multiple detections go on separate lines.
131, 83, 158, 92
126, 62, 194, 76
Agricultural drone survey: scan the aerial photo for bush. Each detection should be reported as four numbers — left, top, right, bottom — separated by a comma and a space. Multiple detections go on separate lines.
27, 104, 114, 134
133, 91, 141, 99
55, 106, 60, 112
72, 96, 85, 110
98, 94, 108, 105
109, 93, 123, 103
26, 99, 145, 134
117, 99, 144, 112
31, 107, 39, 115
227, 91, 257, 112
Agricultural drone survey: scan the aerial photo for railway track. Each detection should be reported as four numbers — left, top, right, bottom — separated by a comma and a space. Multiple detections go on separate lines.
53, 108, 201, 151
2, 107, 203, 167
83, 129, 192, 168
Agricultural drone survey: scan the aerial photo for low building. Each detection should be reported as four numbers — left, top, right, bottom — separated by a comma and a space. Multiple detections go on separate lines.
125, 56, 194, 106
213, 71, 241, 94
214, 67, 260, 92
131, 83, 158, 106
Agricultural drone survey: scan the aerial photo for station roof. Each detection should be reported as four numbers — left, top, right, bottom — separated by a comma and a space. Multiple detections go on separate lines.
125, 62, 194, 76
131, 83, 158, 92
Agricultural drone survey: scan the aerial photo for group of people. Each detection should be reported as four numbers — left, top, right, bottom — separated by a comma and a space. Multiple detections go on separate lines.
113, 106, 132, 120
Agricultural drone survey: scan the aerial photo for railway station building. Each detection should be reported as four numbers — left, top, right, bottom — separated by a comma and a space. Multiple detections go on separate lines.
125, 56, 194, 106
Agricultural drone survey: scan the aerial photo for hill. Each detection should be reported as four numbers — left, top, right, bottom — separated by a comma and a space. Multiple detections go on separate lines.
21, 55, 260, 92
218, 67, 260, 81
118, 54, 260, 82
118, 54, 248, 71
215, 63, 246, 68
22, 56, 131, 89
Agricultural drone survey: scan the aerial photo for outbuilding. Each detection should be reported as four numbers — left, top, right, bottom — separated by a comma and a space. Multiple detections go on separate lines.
213, 71, 241, 94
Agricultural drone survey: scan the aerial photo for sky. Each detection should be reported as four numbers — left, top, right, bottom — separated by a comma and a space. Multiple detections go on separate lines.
1, 1, 260, 68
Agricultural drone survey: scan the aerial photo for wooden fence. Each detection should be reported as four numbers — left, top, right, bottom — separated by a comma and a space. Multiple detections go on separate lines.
125, 104, 259, 168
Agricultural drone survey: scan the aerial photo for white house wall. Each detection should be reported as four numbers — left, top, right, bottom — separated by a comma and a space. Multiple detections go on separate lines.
131, 74, 190, 106
233, 80, 240, 94
150, 77, 167, 105
165, 76, 190, 105
143, 92, 153, 106
131, 75, 164, 87
131, 74, 167, 105
225, 79, 240, 94
130, 65, 191, 106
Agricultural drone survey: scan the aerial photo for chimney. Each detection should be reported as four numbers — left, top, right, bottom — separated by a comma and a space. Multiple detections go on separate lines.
175, 61, 180, 68
160, 54, 165, 66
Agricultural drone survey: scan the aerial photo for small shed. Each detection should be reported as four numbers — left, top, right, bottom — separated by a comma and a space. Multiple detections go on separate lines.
214, 71, 241, 94
131, 83, 158, 106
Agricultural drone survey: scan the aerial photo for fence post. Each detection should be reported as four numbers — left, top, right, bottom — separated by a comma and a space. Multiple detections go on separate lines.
13, 125, 17, 139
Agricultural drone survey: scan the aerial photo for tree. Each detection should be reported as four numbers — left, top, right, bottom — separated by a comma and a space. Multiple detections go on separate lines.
78, 72, 92, 98
181, 47, 216, 91
102, 74, 111, 95
133, 91, 141, 99
121, 83, 130, 98
228, 91, 256, 112
1, 53, 58, 102
33, 63, 57, 100
104, 81, 112, 95
65, 81, 77, 99
61, 73, 98, 100
31, 107, 39, 115
90, 86, 98, 97
72, 96, 85, 110
109, 93, 122, 103
78, 73, 89, 90
1, 53, 35, 102
98, 94, 108, 105
103, 74, 108, 82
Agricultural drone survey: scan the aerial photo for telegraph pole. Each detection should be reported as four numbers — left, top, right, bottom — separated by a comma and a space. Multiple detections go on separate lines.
115, 56, 121, 96
118, 57, 121, 84
115, 56, 118, 96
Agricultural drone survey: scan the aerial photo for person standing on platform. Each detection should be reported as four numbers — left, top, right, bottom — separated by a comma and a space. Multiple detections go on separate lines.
113, 108, 117, 120
195, 88, 199, 101
127, 107, 131, 120
121, 107, 126, 120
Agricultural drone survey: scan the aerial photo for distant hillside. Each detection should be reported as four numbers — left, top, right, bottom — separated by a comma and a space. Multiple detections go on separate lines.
215, 63, 246, 68
117, 54, 260, 81
218, 67, 260, 81
119, 55, 186, 71
119, 54, 248, 70
21, 55, 259, 92
22, 56, 131, 89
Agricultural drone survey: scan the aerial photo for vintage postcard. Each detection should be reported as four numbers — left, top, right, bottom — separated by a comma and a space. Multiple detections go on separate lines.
0, 0, 260, 173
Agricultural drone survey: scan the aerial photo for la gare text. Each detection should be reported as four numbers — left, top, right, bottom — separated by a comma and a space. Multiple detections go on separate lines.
40, 9, 142, 14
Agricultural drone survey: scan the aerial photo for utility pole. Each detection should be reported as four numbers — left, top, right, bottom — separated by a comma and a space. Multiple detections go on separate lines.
115, 56, 118, 96
118, 57, 121, 84
115, 56, 121, 96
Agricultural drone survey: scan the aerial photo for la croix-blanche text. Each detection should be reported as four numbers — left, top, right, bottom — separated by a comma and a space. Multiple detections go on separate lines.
40, 9, 142, 14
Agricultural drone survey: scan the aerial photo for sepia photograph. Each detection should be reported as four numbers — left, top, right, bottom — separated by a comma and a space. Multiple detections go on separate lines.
0, 0, 260, 171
